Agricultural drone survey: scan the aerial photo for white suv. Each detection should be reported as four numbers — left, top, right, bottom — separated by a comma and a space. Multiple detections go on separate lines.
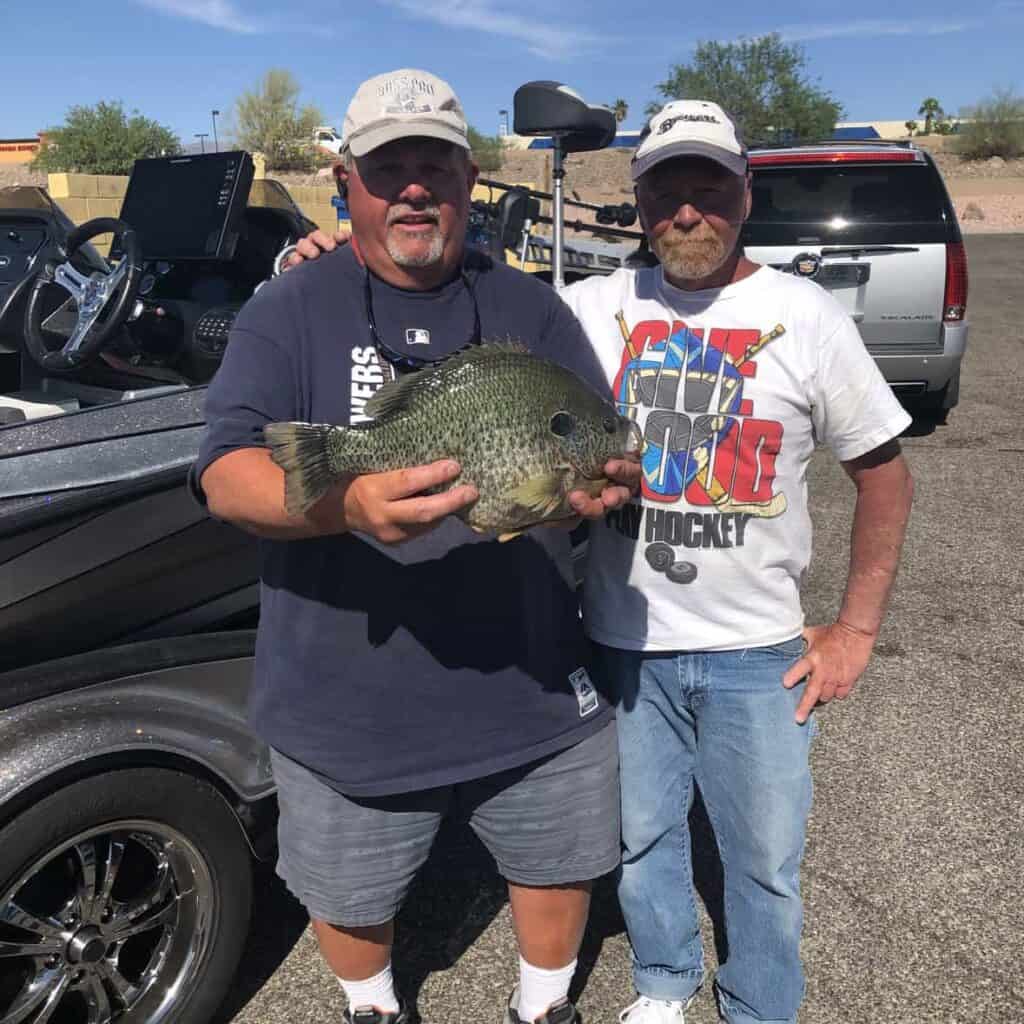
742, 141, 968, 416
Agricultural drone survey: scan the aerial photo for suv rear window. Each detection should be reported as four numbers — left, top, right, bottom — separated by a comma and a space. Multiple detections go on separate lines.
742, 163, 955, 246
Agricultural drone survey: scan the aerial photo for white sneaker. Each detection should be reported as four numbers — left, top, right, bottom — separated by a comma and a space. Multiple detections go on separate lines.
618, 996, 689, 1023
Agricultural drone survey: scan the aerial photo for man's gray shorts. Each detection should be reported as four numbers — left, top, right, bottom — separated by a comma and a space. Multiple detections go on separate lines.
270, 720, 620, 927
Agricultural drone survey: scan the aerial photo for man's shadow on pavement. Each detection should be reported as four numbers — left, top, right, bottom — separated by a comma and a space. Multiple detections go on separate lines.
216, 797, 727, 1022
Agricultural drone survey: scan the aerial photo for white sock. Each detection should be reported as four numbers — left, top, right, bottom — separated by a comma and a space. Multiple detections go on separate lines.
516, 955, 577, 1022
337, 963, 400, 1015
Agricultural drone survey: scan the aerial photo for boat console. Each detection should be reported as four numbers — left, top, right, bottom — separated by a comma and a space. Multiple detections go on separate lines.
0, 151, 314, 425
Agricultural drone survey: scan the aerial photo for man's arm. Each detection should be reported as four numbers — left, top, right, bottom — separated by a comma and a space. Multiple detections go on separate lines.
193, 298, 479, 544
783, 439, 914, 723
281, 228, 349, 269
201, 448, 477, 544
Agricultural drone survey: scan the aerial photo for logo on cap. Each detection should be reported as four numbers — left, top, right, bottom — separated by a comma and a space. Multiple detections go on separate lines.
406, 328, 431, 346
658, 113, 721, 133
380, 76, 436, 115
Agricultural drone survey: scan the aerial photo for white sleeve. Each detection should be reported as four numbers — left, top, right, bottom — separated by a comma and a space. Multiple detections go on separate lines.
556, 277, 593, 321
811, 313, 913, 462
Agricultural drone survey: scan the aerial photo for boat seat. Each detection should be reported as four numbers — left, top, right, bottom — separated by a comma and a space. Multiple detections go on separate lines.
513, 81, 616, 153
0, 391, 79, 422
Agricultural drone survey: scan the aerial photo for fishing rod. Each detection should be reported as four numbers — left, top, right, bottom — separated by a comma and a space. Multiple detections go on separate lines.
530, 213, 644, 242
477, 177, 639, 229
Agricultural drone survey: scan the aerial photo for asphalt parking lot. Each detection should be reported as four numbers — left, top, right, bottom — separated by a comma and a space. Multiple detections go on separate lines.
218, 234, 1024, 1024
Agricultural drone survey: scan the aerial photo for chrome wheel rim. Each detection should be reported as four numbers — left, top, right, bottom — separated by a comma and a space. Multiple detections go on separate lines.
0, 820, 215, 1024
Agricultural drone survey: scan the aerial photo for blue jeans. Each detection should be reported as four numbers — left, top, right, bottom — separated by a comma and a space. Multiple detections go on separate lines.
592, 638, 815, 1024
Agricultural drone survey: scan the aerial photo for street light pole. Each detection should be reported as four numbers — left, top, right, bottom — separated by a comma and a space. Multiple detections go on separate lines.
195, 132, 208, 154
211, 110, 220, 152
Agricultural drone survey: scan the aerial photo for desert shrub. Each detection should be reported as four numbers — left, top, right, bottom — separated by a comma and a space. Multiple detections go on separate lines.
955, 88, 1024, 160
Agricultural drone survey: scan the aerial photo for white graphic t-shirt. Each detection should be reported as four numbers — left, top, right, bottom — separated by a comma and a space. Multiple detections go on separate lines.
561, 264, 912, 652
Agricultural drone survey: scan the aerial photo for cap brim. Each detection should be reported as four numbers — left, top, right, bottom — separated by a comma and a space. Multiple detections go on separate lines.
631, 140, 747, 181
347, 120, 469, 158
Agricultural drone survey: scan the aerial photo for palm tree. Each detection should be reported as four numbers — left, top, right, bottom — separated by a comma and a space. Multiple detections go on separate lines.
905, 119, 918, 137
613, 98, 629, 124
918, 98, 944, 135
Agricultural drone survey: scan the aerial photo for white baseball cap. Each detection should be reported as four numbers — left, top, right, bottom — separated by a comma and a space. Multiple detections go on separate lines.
631, 100, 747, 181
342, 68, 470, 158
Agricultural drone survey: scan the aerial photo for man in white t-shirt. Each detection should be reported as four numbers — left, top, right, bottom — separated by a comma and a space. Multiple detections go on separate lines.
285, 99, 914, 1024
558, 102, 914, 1024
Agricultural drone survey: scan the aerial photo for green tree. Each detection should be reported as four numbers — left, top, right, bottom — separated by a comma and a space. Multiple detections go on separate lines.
233, 69, 325, 171
649, 34, 842, 145
955, 87, 1024, 159
31, 101, 180, 175
905, 119, 918, 136
917, 97, 944, 135
612, 99, 629, 123
468, 126, 504, 173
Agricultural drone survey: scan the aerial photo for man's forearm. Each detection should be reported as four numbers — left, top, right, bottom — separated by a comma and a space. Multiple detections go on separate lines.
201, 448, 349, 541
839, 454, 914, 637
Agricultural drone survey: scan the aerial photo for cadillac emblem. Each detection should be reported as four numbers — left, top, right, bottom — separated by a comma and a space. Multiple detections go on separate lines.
792, 252, 821, 278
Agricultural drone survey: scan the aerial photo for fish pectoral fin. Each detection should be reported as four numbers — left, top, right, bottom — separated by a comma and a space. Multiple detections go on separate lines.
578, 477, 609, 499
502, 470, 571, 519
497, 530, 526, 543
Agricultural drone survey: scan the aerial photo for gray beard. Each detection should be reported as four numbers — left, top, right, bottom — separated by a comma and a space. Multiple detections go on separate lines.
652, 228, 731, 283
387, 228, 445, 267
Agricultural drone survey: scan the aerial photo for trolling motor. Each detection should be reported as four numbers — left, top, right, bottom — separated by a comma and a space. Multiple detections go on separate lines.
511, 82, 617, 289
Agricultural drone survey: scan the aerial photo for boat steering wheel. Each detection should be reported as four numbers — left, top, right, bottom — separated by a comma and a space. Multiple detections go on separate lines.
24, 217, 144, 372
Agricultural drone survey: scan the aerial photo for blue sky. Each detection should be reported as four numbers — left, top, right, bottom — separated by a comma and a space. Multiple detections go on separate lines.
5, 0, 1023, 143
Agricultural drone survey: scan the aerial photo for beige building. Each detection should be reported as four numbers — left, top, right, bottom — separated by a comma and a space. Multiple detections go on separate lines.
837, 119, 968, 139
0, 137, 41, 165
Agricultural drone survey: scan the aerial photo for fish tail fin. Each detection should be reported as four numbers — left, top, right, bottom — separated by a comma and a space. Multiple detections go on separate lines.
263, 421, 338, 515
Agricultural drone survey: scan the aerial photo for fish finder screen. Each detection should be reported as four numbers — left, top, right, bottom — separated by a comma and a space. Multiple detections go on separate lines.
116, 151, 254, 261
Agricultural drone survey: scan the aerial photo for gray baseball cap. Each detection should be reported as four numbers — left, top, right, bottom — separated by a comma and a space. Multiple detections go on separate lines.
341, 68, 470, 158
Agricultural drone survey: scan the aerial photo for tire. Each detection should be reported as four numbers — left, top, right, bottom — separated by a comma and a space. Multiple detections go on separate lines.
0, 766, 253, 1024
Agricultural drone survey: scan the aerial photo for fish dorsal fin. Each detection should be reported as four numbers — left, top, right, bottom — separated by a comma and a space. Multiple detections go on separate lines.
363, 340, 531, 419
362, 366, 430, 419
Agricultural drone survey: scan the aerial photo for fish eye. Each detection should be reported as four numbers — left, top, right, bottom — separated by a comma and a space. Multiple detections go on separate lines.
550, 412, 575, 437
603, 417, 617, 434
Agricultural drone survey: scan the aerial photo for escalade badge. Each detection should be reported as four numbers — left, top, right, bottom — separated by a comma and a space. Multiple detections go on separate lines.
792, 252, 821, 278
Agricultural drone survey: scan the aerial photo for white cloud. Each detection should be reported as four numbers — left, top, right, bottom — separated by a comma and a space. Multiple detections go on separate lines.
134, 0, 268, 33
378, 0, 603, 59
776, 16, 974, 43
133, 0, 338, 37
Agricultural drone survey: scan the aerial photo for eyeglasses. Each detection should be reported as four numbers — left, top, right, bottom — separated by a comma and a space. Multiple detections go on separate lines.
364, 267, 481, 375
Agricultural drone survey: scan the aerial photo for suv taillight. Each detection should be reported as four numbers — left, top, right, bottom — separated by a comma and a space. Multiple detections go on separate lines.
943, 242, 968, 323
748, 150, 919, 166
